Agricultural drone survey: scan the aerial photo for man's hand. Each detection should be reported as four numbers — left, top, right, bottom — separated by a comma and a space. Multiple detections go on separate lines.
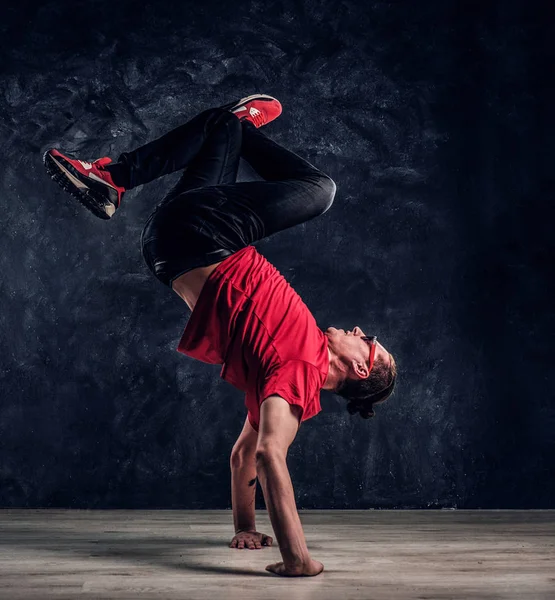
229, 530, 273, 550
265, 559, 324, 577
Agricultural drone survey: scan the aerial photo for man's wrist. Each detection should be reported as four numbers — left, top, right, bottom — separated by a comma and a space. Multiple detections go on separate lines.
235, 527, 257, 534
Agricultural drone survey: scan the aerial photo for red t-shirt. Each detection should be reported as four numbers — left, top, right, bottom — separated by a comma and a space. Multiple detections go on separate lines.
176, 245, 329, 431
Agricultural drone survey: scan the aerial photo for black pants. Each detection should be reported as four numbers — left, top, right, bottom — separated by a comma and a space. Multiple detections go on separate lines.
114, 107, 336, 287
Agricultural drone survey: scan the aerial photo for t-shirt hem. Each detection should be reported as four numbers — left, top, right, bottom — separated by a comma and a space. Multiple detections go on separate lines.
255, 390, 323, 430
176, 245, 256, 353
260, 391, 306, 422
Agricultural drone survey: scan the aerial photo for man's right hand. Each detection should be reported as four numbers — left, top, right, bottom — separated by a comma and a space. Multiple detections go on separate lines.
229, 530, 273, 549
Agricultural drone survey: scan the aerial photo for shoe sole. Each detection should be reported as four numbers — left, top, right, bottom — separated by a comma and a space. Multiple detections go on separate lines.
43, 151, 116, 220
224, 93, 280, 113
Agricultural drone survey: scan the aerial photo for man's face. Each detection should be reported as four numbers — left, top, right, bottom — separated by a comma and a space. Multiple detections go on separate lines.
324, 326, 371, 370
325, 326, 390, 381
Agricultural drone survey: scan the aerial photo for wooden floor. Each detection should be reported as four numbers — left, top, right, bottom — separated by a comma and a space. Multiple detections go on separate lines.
0, 510, 553, 599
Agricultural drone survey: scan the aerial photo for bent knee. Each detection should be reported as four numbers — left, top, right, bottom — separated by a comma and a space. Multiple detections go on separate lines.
316, 175, 336, 215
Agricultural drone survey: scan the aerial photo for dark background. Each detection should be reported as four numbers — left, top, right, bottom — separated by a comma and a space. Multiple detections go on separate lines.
1, 0, 553, 509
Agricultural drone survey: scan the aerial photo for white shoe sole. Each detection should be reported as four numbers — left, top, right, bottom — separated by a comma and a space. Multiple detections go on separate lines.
228, 94, 279, 112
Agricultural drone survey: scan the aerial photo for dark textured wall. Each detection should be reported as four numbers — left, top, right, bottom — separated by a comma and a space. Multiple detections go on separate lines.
1, 0, 552, 509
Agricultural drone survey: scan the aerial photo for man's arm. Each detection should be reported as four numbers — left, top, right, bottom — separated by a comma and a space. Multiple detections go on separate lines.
230, 416, 259, 534
255, 395, 323, 576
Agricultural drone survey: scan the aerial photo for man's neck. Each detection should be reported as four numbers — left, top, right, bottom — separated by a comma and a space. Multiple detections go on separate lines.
322, 347, 344, 391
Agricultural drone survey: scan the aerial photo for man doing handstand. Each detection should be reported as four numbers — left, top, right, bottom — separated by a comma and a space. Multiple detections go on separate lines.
43, 94, 397, 577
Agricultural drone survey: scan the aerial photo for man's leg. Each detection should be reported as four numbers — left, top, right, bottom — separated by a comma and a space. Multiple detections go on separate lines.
109, 107, 242, 195
118, 97, 335, 287
129, 100, 335, 246
137, 108, 245, 286
188, 120, 336, 250
233, 120, 337, 237
43, 107, 242, 220
143, 118, 337, 288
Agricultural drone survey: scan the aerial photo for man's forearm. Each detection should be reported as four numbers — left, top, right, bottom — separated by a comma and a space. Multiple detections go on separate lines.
231, 456, 258, 533
256, 452, 310, 566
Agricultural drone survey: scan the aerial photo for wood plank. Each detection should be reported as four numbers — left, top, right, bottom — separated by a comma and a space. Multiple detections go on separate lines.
0, 510, 553, 599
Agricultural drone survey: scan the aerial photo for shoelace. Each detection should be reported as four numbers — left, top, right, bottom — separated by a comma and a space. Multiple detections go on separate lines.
78, 157, 112, 171
249, 109, 266, 128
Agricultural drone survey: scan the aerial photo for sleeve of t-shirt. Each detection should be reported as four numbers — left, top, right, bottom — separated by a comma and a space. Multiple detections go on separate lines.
258, 359, 323, 423
246, 407, 259, 433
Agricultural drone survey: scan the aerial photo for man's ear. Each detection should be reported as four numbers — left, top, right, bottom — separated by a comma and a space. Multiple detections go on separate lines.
352, 359, 369, 380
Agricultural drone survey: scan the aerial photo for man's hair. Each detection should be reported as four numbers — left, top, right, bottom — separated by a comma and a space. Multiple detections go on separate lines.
335, 352, 397, 419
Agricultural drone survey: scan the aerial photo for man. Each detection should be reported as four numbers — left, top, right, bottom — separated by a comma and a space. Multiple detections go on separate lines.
43, 94, 397, 577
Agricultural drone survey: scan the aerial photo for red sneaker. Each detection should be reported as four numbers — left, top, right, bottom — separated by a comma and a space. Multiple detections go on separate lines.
224, 94, 282, 128
43, 149, 125, 220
